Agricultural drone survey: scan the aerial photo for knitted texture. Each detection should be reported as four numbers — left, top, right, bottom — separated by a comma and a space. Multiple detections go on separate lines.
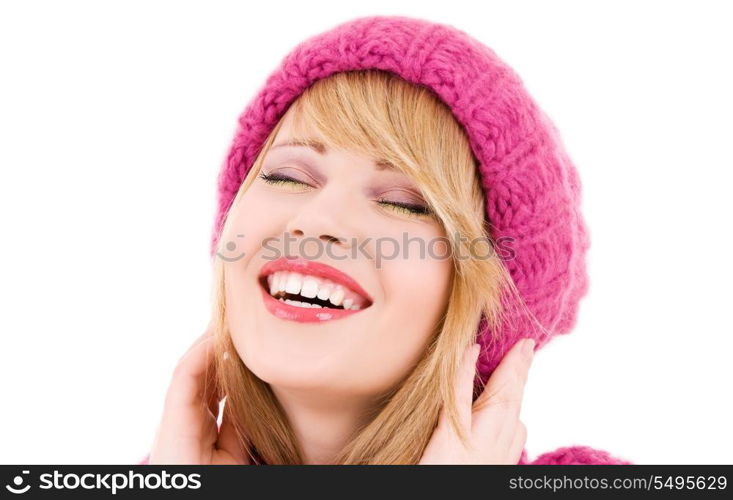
519, 446, 632, 465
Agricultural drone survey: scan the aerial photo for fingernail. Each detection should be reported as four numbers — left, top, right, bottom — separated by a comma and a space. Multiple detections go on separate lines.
522, 339, 535, 359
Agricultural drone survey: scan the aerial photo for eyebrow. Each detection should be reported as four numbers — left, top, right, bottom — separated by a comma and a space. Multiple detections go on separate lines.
271, 138, 327, 154
270, 138, 397, 171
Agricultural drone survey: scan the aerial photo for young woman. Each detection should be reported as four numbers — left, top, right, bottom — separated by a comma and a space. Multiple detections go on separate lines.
142, 16, 630, 465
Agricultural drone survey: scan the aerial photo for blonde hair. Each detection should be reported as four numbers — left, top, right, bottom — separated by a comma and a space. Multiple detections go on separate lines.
210, 69, 526, 464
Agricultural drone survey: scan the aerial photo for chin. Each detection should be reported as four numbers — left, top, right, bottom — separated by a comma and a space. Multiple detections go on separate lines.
238, 344, 345, 387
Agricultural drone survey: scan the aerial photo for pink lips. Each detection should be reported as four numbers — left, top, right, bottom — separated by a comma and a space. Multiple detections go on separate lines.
257, 256, 373, 323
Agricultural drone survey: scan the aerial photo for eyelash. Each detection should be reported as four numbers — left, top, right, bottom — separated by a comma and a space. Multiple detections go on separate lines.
258, 172, 433, 217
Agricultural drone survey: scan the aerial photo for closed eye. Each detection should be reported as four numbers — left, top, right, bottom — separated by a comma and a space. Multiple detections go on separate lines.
258, 172, 310, 188
259, 172, 433, 217
376, 198, 433, 217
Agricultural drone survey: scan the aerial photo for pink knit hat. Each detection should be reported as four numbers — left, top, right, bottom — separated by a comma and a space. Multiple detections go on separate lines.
211, 16, 589, 388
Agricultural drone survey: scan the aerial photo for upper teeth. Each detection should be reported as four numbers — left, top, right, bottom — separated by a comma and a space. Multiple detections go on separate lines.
266, 271, 360, 310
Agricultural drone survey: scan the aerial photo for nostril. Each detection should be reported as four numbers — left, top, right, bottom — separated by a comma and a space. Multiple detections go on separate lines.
322, 235, 343, 244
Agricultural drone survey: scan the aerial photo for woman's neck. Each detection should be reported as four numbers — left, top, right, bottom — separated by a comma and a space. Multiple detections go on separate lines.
271, 385, 376, 465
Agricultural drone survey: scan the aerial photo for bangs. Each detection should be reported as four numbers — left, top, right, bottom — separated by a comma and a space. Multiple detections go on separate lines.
284, 70, 471, 191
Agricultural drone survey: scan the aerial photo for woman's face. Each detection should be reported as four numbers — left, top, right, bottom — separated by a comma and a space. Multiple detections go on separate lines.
221, 110, 453, 400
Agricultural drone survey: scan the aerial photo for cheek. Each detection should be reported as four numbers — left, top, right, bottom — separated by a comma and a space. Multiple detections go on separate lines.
218, 189, 284, 374
217, 188, 284, 261
382, 255, 452, 339
350, 250, 452, 393
221, 245, 282, 385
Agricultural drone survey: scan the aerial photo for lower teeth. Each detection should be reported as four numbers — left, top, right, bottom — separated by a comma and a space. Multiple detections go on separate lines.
280, 298, 325, 309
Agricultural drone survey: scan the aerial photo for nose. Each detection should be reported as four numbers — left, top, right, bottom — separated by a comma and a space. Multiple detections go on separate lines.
283, 190, 354, 255
287, 228, 344, 245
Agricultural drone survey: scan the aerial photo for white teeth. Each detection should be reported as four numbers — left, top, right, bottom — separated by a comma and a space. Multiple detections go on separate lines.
285, 299, 322, 309
300, 277, 319, 298
316, 283, 333, 301
266, 271, 366, 311
329, 287, 344, 307
285, 273, 302, 294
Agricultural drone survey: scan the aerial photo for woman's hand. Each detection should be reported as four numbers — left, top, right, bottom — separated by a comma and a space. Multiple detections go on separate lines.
419, 338, 535, 464
148, 324, 250, 464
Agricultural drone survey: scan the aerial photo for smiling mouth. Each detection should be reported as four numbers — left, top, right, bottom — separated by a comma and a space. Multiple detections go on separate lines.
257, 271, 372, 311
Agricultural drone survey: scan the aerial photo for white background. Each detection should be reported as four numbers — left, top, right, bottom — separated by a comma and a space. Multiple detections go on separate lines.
1, 0, 731, 464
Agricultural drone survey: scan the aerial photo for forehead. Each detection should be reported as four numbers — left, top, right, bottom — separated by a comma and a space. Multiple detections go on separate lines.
272, 110, 398, 172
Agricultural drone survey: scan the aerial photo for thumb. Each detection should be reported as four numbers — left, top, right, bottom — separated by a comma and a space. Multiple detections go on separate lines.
472, 338, 534, 422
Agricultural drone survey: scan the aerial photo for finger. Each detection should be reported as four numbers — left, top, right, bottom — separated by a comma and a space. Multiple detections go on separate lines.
201, 322, 226, 419
152, 330, 220, 463
436, 343, 480, 434
165, 332, 216, 411
150, 329, 223, 463
455, 343, 481, 431
508, 420, 528, 464
201, 326, 223, 419
472, 338, 534, 426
